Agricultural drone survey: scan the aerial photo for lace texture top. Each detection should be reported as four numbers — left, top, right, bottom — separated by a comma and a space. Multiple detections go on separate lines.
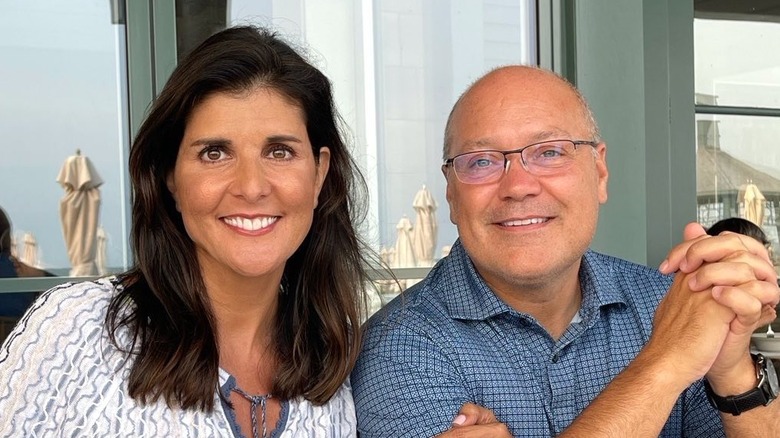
0, 279, 357, 437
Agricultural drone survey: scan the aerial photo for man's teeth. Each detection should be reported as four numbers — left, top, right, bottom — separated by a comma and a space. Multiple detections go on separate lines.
223, 216, 278, 231
502, 217, 547, 226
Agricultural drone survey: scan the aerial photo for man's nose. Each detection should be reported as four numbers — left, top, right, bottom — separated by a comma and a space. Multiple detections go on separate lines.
497, 155, 542, 199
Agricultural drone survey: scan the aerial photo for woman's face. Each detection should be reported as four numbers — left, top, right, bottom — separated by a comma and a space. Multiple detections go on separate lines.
167, 87, 330, 284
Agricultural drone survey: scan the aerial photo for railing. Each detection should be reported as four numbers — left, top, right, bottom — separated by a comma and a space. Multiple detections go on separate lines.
0, 266, 434, 294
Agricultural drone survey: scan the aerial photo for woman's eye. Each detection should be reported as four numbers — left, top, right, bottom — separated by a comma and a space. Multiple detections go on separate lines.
200, 147, 226, 162
268, 146, 294, 160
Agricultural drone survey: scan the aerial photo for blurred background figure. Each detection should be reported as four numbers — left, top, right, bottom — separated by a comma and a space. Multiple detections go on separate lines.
707, 216, 779, 337
0, 206, 55, 279
0, 205, 55, 343
706, 216, 770, 247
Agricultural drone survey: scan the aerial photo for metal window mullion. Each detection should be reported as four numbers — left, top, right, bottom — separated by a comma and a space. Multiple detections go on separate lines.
695, 104, 780, 118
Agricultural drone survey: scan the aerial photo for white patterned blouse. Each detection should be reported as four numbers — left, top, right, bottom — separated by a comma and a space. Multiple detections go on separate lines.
0, 279, 357, 437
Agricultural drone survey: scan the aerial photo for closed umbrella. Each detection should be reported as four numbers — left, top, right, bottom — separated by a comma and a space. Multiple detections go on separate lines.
741, 182, 766, 226
393, 216, 416, 268
96, 226, 108, 276
57, 150, 103, 276
9, 234, 18, 259
21, 232, 38, 267
375, 246, 400, 296
392, 216, 417, 291
411, 185, 438, 267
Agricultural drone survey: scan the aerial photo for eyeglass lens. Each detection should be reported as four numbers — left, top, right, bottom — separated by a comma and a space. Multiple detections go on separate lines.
450, 140, 581, 184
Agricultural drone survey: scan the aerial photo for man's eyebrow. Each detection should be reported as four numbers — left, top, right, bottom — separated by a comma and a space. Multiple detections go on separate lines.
460, 130, 573, 150
527, 130, 572, 142
461, 138, 498, 150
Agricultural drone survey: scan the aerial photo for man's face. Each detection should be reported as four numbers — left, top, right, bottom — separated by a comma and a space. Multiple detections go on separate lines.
444, 68, 608, 296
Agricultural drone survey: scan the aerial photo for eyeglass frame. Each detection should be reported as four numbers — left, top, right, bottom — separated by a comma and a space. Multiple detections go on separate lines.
442, 139, 599, 184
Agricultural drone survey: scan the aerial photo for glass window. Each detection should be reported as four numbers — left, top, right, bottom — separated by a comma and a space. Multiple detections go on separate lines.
695, 114, 780, 262
694, 6, 780, 269
175, 0, 537, 278
0, 1, 130, 278
695, 19, 780, 109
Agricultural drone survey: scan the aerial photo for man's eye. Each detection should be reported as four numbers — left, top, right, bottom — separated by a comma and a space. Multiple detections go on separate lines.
533, 145, 569, 160
467, 155, 500, 169
539, 148, 563, 158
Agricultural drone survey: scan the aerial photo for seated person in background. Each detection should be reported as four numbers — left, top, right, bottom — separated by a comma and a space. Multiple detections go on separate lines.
0, 206, 53, 318
0, 26, 374, 437
707, 216, 779, 331
352, 66, 780, 437
707, 216, 770, 247
0, 206, 54, 278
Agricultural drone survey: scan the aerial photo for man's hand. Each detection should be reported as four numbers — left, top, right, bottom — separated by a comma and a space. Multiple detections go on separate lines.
436, 403, 511, 438
656, 222, 779, 386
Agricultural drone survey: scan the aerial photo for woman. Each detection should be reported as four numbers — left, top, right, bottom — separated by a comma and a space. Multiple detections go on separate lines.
0, 26, 373, 437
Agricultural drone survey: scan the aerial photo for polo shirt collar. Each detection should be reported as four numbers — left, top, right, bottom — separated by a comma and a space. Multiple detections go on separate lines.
436, 240, 627, 321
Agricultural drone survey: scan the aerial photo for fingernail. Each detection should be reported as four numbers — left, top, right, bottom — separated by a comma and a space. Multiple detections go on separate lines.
452, 414, 466, 425
659, 260, 669, 273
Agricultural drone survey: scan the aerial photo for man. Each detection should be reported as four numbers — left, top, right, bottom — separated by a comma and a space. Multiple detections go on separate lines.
351, 66, 780, 437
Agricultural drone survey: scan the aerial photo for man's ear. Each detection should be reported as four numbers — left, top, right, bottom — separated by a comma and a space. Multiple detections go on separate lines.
594, 143, 608, 205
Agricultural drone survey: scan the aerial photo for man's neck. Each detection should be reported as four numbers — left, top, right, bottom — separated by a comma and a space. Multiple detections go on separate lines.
488, 265, 583, 340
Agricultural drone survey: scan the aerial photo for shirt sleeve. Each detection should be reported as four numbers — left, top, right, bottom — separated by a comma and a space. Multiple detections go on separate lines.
351, 313, 471, 437
0, 282, 115, 436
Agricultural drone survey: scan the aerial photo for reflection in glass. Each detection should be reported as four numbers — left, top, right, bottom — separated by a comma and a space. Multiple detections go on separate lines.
0, 2, 130, 276
695, 113, 780, 265
695, 18, 780, 109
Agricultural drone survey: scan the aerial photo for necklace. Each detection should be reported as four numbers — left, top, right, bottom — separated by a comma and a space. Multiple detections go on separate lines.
231, 386, 273, 438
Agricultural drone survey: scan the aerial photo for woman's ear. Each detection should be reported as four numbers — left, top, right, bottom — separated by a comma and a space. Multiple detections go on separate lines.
313, 147, 331, 209
166, 173, 180, 211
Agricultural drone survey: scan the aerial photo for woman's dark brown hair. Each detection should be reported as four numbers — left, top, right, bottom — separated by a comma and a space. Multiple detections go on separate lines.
106, 25, 372, 410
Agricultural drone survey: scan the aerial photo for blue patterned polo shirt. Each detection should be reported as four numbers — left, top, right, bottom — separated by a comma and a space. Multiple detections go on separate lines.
352, 240, 724, 437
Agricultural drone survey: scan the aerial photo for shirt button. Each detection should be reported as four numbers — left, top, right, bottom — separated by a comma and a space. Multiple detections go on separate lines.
551, 354, 559, 363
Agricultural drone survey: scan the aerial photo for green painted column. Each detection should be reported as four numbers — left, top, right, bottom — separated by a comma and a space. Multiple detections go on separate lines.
567, 0, 695, 266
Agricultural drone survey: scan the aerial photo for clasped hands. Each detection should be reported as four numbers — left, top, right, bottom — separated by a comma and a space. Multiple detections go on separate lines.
440, 222, 780, 436
651, 222, 778, 391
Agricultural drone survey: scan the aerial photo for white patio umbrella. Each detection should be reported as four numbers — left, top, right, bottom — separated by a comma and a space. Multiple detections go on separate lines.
96, 226, 108, 276
373, 246, 399, 296
393, 216, 417, 268
57, 150, 103, 276
21, 232, 39, 267
9, 234, 18, 258
741, 182, 766, 226
392, 216, 417, 291
411, 185, 438, 267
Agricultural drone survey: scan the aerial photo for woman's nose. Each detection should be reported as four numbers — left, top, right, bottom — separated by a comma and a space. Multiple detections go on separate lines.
231, 159, 271, 201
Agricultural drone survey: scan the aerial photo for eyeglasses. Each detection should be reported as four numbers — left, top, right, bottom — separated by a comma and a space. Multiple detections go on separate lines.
442, 139, 598, 184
